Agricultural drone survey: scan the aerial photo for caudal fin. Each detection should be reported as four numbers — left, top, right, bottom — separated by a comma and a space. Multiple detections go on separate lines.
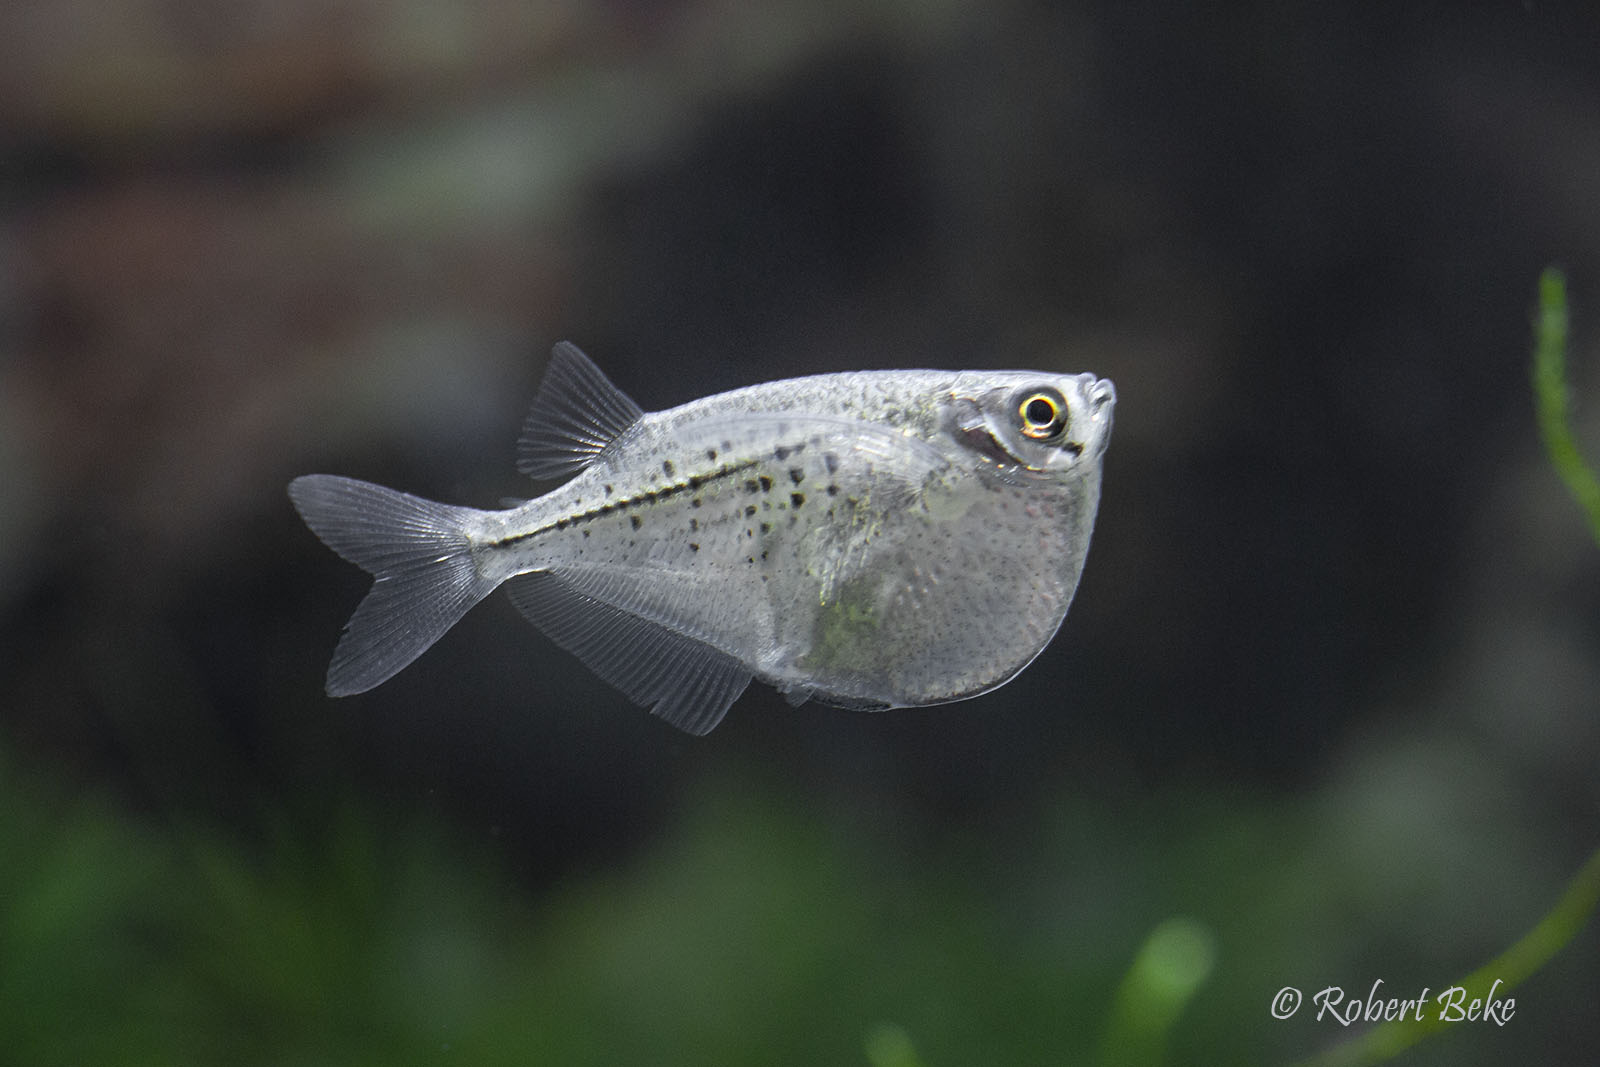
288, 474, 495, 696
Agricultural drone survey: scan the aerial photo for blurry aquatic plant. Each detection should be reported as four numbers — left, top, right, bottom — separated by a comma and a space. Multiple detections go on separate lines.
864, 1021, 928, 1067
1293, 267, 1600, 1067
1531, 268, 1600, 542
1095, 917, 1218, 1067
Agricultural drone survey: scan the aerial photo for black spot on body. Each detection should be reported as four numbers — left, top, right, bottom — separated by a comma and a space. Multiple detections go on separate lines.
487, 456, 762, 549
791, 492, 805, 508
604, 484, 614, 495
707, 448, 718, 462
826, 484, 839, 496
745, 504, 757, 517
759, 475, 773, 492
690, 542, 700, 552
663, 459, 675, 477
745, 478, 761, 494
630, 515, 642, 530
824, 453, 840, 474
689, 517, 699, 532
760, 522, 772, 535
789, 467, 804, 485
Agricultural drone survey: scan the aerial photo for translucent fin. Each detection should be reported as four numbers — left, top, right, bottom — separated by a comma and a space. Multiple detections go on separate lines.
503, 571, 751, 735
288, 474, 496, 697
516, 342, 646, 481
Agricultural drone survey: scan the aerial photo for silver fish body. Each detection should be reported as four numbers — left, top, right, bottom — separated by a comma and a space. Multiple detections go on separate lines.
290, 342, 1114, 734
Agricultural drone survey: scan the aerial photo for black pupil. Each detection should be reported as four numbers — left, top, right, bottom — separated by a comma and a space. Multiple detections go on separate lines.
1025, 397, 1057, 427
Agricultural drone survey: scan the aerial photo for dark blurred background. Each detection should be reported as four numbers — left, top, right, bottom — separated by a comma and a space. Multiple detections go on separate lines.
3, 2, 1598, 1063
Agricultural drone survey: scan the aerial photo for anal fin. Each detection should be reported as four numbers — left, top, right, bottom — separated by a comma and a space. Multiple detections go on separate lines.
504, 571, 751, 735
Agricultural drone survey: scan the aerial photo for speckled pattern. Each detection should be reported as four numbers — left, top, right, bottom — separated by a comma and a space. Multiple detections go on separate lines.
293, 344, 1113, 731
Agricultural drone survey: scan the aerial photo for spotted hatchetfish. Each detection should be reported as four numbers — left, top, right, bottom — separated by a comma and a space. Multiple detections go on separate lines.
289, 342, 1114, 734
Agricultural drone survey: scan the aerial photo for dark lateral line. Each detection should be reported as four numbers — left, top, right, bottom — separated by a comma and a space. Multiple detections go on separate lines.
488, 457, 763, 548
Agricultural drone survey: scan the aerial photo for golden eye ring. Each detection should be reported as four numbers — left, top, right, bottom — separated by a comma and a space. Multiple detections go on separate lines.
1018, 390, 1067, 440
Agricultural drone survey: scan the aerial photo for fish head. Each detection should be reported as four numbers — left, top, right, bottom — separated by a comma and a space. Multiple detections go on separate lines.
944, 370, 1115, 478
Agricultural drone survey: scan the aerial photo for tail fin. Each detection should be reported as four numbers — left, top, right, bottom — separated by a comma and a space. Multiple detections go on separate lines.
288, 474, 496, 696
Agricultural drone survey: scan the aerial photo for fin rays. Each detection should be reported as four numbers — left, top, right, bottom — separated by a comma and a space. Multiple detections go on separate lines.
504, 571, 750, 736
289, 475, 496, 696
517, 341, 645, 481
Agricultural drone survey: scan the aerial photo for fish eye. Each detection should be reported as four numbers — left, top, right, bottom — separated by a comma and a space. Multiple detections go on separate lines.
1018, 390, 1068, 440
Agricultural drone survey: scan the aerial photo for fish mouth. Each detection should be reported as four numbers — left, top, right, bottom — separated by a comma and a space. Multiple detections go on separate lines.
1087, 377, 1116, 412
1086, 377, 1115, 455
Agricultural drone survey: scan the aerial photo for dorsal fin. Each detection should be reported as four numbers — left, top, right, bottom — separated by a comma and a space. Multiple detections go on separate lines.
516, 342, 646, 481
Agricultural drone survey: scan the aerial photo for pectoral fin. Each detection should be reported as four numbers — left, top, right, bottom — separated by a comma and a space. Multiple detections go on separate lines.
504, 571, 751, 735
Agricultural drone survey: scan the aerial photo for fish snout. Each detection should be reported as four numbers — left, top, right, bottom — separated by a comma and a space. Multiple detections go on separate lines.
1086, 377, 1115, 413
1076, 375, 1115, 457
